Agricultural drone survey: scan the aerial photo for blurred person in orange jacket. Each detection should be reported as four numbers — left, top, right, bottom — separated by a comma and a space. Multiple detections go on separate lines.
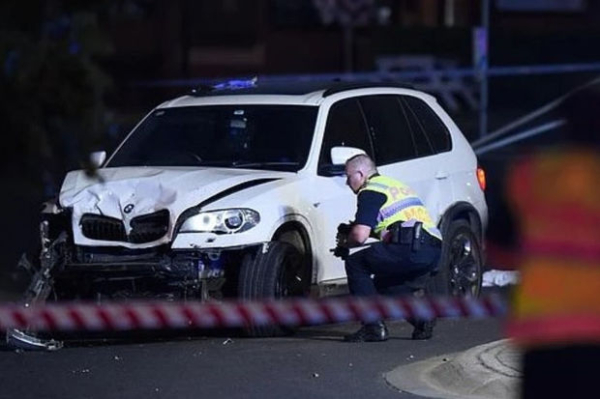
506, 85, 600, 398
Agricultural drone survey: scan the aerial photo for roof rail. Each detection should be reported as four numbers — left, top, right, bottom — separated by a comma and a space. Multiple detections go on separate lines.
322, 82, 414, 97
186, 79, 414, 98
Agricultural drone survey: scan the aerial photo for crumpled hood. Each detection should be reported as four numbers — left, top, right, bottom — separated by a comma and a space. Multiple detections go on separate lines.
59, 167, 287, 245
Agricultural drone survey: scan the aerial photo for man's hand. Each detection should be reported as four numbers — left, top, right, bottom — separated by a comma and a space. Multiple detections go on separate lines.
332, 221, 354, 260
337, 222, 353, 236
335, 222, 353, 247
331, 246, 350, 260
335, 232, 347, 248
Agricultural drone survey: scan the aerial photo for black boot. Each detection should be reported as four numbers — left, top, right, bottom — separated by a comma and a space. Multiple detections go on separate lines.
410, 319, 436, 340
344, 321, 388, 342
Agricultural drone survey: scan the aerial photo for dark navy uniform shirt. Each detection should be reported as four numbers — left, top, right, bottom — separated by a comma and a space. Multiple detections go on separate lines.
354, 190, 386, 229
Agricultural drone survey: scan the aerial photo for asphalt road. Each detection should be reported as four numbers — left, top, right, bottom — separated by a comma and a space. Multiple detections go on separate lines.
0, 315, 503, 399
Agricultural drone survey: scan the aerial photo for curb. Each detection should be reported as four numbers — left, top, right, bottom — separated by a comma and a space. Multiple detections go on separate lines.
385, 339, 521, 399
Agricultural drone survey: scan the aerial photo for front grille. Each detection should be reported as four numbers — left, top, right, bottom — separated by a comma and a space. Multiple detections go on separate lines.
80, 210, 169, 243
129, 210, 170, 243
81, 214, 126, 241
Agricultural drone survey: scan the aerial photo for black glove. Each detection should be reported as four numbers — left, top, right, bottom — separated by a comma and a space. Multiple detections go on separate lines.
336, 222, 353, 246
331, 221, 353, 260
331, 246, 350, 260
336, 222, 353, 236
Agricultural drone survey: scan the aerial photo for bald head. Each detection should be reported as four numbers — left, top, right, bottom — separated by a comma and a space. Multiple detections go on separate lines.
345, 154, 377, 175
345, 154, 378, 194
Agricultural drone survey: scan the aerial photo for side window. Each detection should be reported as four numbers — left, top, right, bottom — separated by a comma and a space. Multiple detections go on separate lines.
359, 95, 417, 165
318, 99, 373, 169
403, 96, 452, 153
400, 97, 435, 158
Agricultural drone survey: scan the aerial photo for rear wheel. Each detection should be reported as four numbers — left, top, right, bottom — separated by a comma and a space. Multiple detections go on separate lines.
431, 219, 483, 297
238, 241, 308, 337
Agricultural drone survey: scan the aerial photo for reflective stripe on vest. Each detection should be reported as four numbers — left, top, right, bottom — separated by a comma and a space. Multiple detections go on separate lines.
359, 175, 441, 240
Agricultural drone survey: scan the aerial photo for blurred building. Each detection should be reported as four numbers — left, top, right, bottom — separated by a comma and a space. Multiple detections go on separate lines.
104, 0, 600, 83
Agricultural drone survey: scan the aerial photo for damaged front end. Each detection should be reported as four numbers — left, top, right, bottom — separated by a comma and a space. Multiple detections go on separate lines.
7, 201, 251, 350
24, 201, 251, 301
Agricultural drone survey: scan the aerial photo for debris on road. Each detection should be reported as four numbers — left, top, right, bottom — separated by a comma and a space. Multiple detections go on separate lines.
72, 369, 91, 374
482, 270, 519, 287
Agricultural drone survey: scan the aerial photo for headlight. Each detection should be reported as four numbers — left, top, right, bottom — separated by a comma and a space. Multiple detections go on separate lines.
179, 208, 260, 234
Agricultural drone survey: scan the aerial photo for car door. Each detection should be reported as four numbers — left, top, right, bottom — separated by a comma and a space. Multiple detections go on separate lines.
401, 95, 454, 221
358, 94, 452, 225
309, 97, 375, 284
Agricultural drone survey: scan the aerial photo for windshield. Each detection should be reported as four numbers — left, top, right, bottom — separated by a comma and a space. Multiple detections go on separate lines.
108, 105, 318, 171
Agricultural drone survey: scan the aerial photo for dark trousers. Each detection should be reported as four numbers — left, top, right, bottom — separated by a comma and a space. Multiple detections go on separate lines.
345, 240, 441, 297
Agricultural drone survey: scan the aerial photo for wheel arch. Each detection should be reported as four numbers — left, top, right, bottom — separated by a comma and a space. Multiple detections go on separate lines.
271, 221, 315, 283
438, 201, 484, 246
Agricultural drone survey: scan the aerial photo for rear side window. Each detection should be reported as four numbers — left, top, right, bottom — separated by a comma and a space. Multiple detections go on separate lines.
403, 96, 452, 153
359, 95, 417, 165
401, 98, 435, 158
319, 98, 373, 168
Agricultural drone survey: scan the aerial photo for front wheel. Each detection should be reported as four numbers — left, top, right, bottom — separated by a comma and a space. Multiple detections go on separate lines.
431, 219, 483, 297
238, 241, 308, 337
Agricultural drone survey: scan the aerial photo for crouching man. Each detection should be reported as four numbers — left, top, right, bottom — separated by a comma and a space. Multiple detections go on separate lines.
334, 154, 442, 342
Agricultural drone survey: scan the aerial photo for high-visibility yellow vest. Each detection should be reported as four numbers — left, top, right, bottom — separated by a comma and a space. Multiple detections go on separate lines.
506, 148, 600, 347
359, 175, 441, 240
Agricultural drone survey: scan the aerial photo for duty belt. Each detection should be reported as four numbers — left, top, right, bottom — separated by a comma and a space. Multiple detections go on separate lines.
386, 222, 442, 248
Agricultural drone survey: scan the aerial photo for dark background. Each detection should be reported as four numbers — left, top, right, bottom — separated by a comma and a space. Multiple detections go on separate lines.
2, 0, 600, 295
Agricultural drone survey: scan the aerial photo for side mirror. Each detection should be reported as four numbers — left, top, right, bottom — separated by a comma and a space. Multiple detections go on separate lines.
330, 146, 366, 165
89, 151, 107, 169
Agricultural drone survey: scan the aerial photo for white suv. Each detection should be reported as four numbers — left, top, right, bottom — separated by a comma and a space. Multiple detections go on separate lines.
31, 81, 487, 328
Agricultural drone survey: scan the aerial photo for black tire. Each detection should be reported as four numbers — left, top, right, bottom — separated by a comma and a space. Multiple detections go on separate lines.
238, 241, 307, 337
431, 219, 483, 297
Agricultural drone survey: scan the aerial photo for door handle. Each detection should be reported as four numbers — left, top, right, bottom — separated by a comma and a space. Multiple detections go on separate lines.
435, 171, 448, 180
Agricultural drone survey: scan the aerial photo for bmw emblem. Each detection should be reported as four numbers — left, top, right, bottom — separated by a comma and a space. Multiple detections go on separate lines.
123, 204, 135, 214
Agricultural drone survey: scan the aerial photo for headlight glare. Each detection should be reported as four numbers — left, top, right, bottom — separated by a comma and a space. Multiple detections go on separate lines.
179, 208, 260, 234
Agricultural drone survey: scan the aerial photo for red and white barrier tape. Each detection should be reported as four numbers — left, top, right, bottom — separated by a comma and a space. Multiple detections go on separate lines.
0, 295, 507, 332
